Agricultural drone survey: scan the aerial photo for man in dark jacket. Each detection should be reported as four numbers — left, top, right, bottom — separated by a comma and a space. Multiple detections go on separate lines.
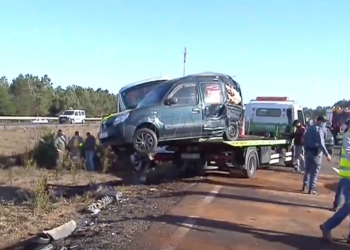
292, 120, 306, 172
303, 116, 332, 194
84, 132, 96, 171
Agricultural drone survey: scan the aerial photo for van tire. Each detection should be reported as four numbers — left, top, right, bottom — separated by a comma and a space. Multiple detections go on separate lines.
82, 119, 85, 124
133, 128, 158, 155
223, 122, 239, 141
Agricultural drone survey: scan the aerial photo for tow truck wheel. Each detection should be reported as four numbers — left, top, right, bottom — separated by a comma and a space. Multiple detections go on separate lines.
223, 122, 239, 141
193, 159, 206, 176
242, 147, 259, 178
132, 128, 158, 155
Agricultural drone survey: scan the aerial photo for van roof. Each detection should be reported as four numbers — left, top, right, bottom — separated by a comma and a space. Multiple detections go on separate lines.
119, 76, 171, 93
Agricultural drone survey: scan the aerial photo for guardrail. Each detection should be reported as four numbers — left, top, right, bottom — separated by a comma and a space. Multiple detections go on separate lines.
0, 123, 101, 130
0, 116, 102, 121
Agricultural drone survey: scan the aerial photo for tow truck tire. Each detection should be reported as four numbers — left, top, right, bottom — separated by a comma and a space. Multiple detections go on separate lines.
194, 159, 206, 176
223, 122, 239, 141
242, 147, 259, 178
132, 128, 158, 155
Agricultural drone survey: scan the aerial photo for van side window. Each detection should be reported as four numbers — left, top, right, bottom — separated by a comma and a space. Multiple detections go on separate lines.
286, 108, 292, 124
297, 110, 305, 125
74, 111, 78, 116
201, 83, 223, 104
169, 83, 198, 105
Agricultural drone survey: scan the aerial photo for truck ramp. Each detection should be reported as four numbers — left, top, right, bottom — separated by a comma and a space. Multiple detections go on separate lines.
126, 168, 349, 250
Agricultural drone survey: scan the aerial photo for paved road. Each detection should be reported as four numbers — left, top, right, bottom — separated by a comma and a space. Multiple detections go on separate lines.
124, 157, 346, 250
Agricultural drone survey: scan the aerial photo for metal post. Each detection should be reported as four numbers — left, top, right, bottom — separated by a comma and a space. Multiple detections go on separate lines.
183, 47, 187, 76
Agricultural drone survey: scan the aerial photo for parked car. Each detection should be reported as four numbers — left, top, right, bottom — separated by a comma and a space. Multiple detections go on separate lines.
31, 118, 49, 124
59, 109, 86, 124
99, 72, 244, 155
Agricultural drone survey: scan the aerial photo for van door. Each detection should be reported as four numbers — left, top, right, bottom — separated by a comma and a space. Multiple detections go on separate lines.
200, 82, 226, 136
297, 109, 306, 125
159, 82, 202, 139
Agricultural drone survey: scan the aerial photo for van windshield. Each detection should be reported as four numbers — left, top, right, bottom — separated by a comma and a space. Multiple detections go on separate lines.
137, 83, 173, 108
63, 111, 74, 115
256, 108, 281, 117
120, 80, 167, 110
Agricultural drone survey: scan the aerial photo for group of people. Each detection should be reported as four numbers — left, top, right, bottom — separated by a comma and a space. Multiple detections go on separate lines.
53, 129, 96, 171
292, 115, 350, 243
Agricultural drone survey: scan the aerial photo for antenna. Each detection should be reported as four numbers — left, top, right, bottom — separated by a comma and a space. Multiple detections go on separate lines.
183, 47, 187, 76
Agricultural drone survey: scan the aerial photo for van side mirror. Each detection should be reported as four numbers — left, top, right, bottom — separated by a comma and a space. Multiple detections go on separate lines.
165, 97, 178, 106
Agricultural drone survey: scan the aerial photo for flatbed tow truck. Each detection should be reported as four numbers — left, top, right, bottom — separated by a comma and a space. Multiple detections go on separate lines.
135, 135, 293, 183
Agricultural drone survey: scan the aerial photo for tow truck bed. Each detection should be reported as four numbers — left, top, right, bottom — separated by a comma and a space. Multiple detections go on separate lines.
132, 136, 294, 184
199, 136, 290, 146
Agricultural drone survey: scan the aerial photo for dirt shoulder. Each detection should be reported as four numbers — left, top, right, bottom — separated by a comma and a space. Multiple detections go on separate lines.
0, 166, 120, 249
0, 124, 99, 157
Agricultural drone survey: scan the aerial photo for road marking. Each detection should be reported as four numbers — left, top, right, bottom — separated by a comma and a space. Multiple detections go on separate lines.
160, 185, 222, 250
332, 167, 339, 174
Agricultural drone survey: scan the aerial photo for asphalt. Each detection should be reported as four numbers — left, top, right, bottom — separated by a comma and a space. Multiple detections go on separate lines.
123, 148, 345, 250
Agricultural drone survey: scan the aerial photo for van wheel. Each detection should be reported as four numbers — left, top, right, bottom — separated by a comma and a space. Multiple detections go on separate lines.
70, 119, 75, 124
133, 128, 158, 155
223, 122, 239, 141
82, 119, 85, 124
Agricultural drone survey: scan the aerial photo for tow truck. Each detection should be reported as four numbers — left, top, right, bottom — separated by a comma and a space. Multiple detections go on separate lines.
131, 96, 297, 183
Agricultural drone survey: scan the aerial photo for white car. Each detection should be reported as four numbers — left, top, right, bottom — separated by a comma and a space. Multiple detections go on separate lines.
31, 118, 49, 124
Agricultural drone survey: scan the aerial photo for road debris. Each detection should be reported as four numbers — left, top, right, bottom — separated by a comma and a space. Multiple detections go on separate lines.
42, 220, 77, 241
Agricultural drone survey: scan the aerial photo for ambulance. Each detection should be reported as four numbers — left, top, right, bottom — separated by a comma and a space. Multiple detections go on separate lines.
245, 97, 305, 136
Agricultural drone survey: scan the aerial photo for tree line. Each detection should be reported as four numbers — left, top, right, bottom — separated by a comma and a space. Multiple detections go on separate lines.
303, 99, 350, 120
0, 73, 348, 118
0, 74, 117, 117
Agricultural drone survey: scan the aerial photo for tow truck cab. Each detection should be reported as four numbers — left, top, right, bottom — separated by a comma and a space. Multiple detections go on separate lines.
245, 97, 305, 136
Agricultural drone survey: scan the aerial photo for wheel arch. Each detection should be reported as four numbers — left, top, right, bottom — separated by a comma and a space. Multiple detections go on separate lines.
136, 122, 160, 139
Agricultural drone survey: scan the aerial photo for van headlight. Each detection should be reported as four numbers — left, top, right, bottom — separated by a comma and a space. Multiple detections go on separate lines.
113, 113, 129, 125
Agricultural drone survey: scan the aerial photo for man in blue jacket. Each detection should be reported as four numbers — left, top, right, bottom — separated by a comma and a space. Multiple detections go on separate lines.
302, 115, 332, 194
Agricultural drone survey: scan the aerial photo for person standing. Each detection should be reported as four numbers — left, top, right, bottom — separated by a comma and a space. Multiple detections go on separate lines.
54, 129, 66, 169
84, 132, 96, 171
320, 124, 350, 243
291, 120, 306, 172
332, 118, 350, 211
302, 116, 332, 194
69, 131, 84, 158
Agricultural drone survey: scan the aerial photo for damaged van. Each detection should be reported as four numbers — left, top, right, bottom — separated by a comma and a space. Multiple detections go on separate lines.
98, 72, 244, 155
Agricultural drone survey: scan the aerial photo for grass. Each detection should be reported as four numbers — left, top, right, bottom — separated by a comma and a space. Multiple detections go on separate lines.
0, 127, 127, 249
0, 166, 121, 248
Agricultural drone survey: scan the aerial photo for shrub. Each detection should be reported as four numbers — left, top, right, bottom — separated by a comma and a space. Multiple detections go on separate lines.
33, 131, 57, 168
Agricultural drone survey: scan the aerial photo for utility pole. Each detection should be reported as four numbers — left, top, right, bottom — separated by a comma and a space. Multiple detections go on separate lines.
183, 47, 187, 76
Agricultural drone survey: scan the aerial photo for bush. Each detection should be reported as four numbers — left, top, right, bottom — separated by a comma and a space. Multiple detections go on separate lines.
33, 131, 58, 168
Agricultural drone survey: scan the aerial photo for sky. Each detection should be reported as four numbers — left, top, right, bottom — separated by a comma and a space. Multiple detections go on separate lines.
0, 0, 349, 108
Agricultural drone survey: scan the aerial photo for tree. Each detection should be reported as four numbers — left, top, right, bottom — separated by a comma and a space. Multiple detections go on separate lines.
0, 74, 117, 117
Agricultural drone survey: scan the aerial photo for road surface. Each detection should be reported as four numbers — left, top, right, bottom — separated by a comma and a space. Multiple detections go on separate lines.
124, 150, 346, 250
